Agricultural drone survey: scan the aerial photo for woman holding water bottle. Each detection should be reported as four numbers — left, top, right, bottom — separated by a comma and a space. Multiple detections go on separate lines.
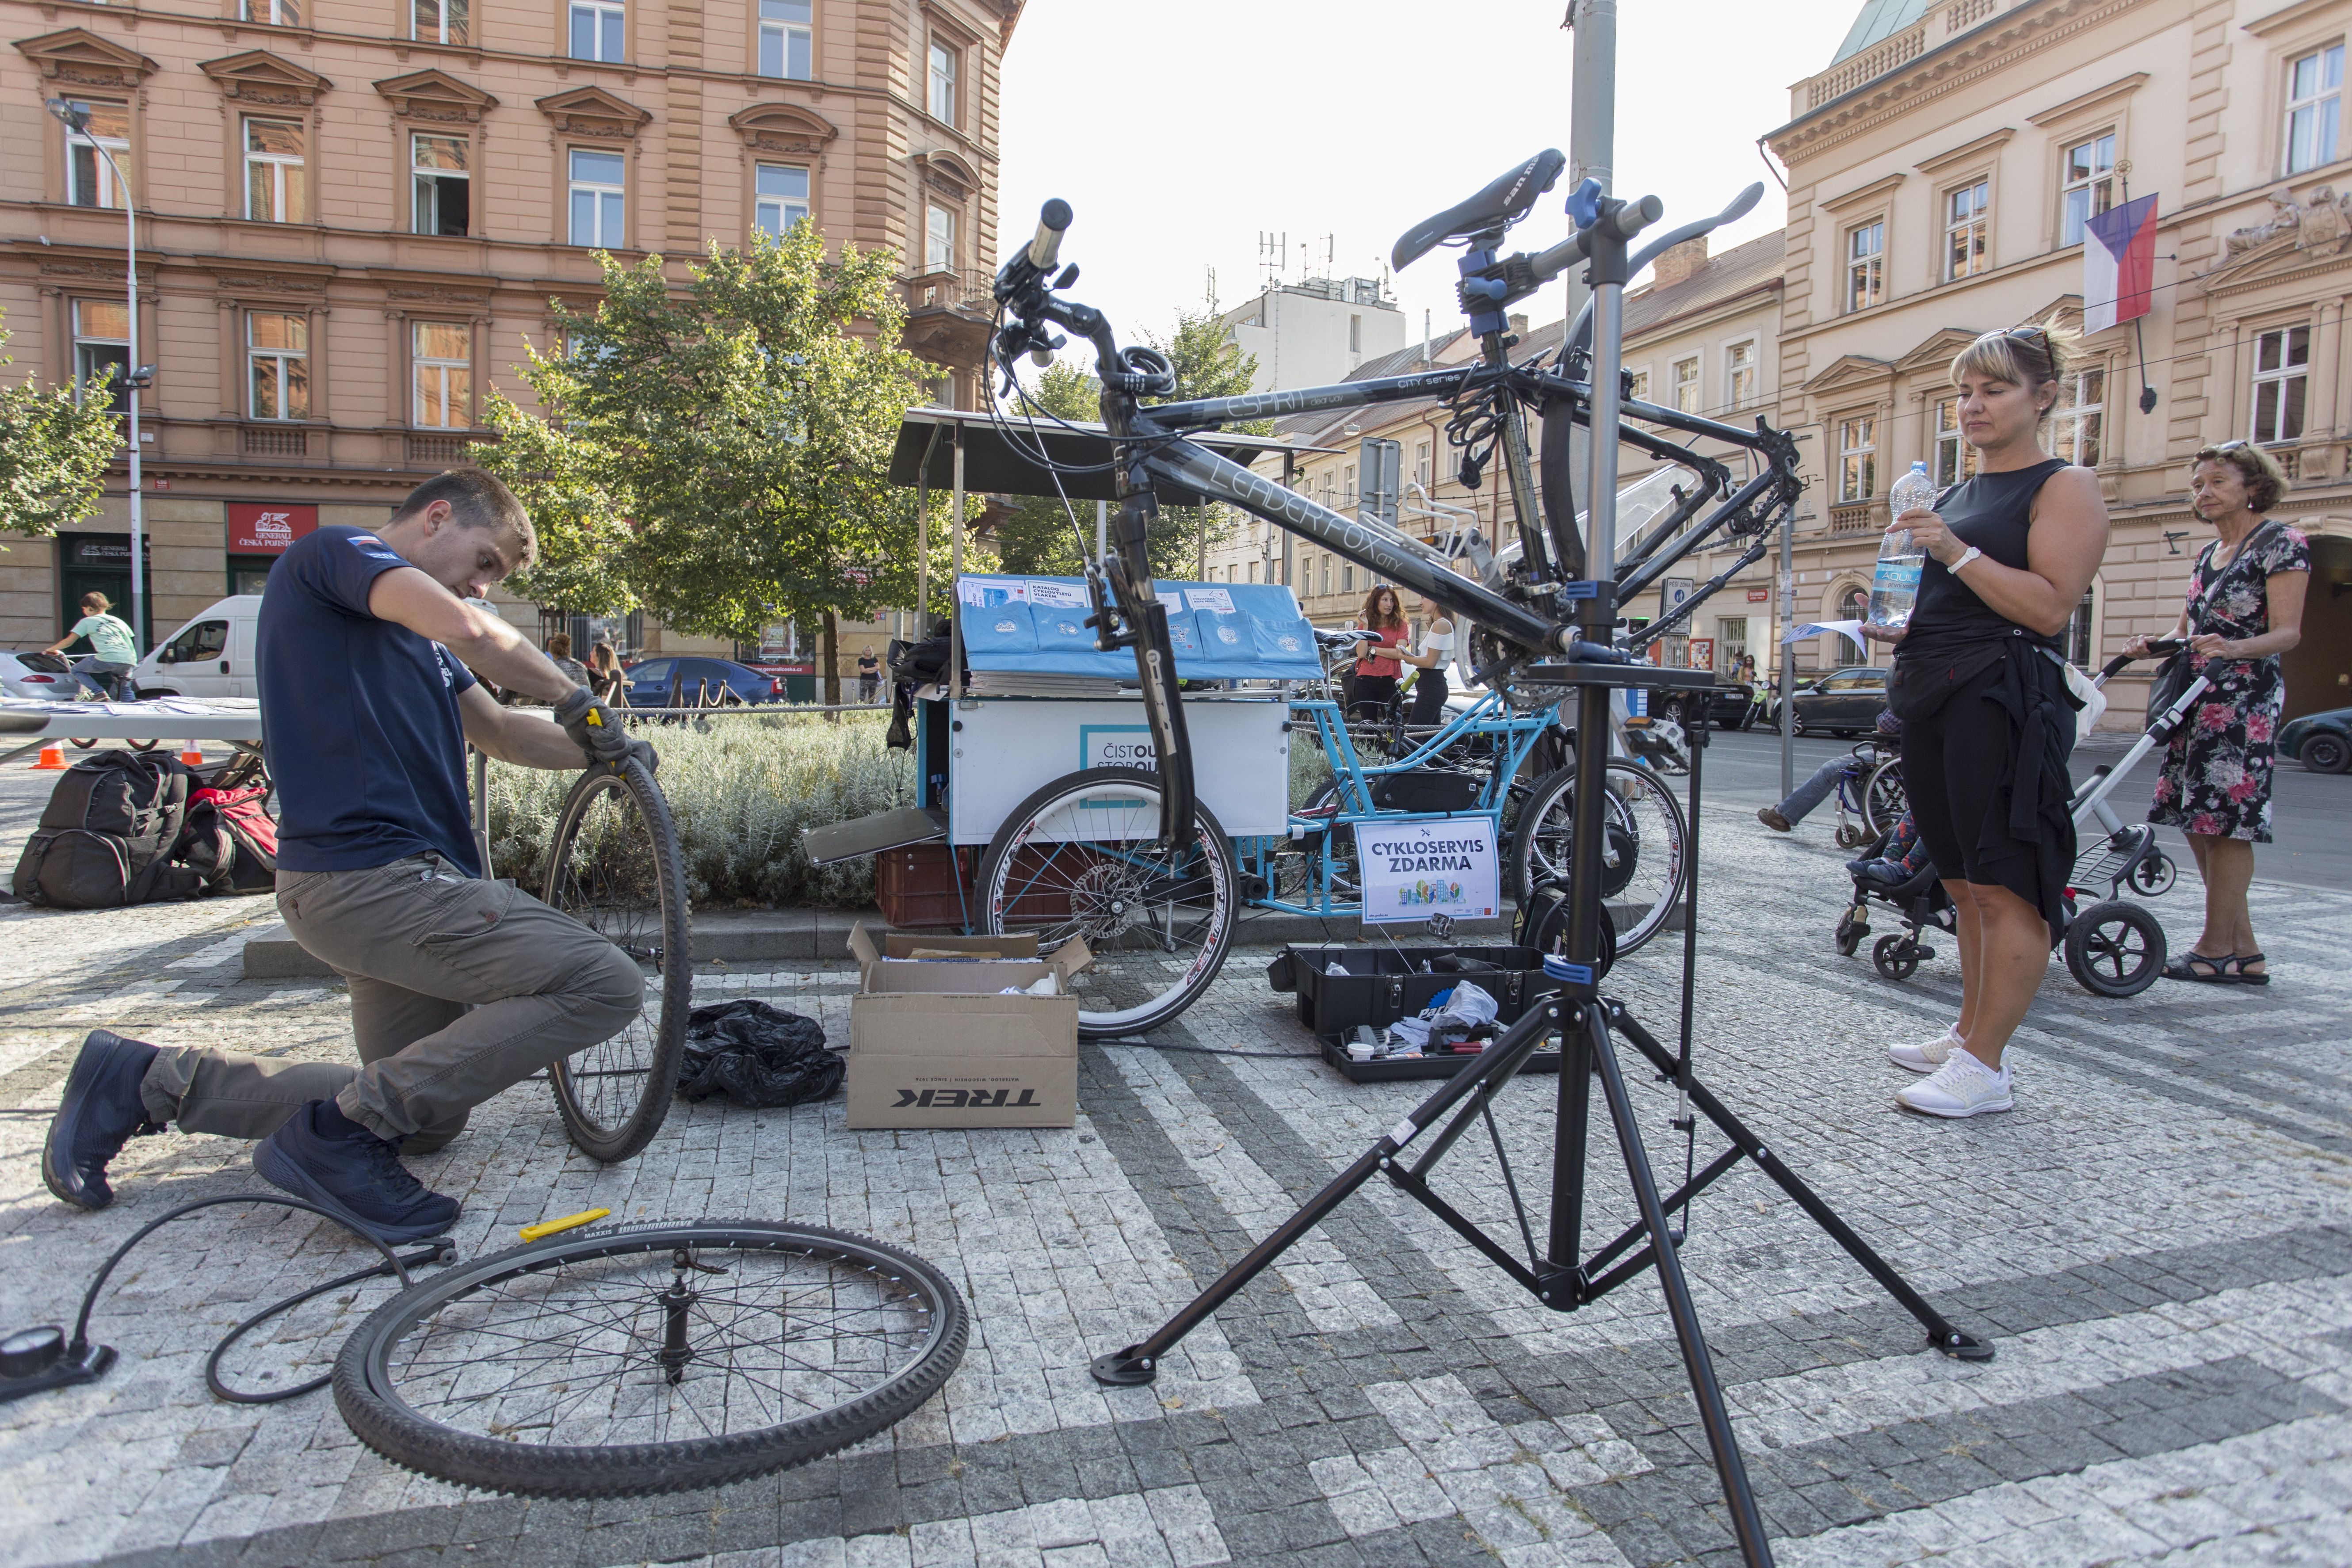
1859, 323, 2109, 1120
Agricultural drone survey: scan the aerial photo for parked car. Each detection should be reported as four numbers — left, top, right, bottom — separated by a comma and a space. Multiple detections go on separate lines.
1656, 677, 1773, 732
2279, 706, 2352, 774
1785, 666, 1888, 738
621, 656, 787, 708
132, 595, 263, 699
0, 650, 102, 701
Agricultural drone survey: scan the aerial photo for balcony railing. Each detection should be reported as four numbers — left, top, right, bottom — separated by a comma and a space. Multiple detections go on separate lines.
407, 433, 476, 464
903, 268, 992, 318
1829, 501, 1880, 537
1793, 0, 2015, 114
241, 424, 307, 458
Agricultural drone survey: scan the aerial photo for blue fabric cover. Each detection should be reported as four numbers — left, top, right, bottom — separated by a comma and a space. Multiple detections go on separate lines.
955, 576, 1320, 680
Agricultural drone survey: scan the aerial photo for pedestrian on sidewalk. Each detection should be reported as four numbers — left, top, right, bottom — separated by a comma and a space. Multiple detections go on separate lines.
1862, 322, 2109, 1119
42, 469, 656, 1242
1756, 710, 1900, 832
544, 631, 592, 690
43, 591, 139, 700
2130, 442, 2308, 985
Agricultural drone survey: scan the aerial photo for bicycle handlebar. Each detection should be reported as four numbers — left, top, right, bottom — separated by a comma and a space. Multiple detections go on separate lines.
1028, 198, 1072, 271
1563, 183, 1764, 361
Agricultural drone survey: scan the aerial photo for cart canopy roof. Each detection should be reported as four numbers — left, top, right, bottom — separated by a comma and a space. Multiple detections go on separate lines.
958, 574, 1323, 682
891, 406, 1326, 503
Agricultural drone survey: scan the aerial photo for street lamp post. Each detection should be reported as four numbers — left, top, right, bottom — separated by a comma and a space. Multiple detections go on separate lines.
46, 97, 148, 656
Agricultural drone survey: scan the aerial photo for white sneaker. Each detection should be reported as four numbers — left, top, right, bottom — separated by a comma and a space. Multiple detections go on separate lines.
1894, 1049, 2012, 1118
1888, 1024, 1962, 1074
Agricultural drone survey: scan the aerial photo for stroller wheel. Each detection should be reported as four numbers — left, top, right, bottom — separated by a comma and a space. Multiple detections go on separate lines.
1872, 933, 1920, 981
1835, 824, 1869, 850
2127, 853, 2178, 898
2065, 900, 2166, 998
1835, 908, 1867, 956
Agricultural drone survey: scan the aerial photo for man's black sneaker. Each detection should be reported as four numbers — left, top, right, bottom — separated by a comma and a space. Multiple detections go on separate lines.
43, 1030, 163, 1211
254, 1099, 459, 1245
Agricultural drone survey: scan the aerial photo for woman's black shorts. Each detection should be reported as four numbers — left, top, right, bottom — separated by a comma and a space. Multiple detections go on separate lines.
1902, 659, 2041, 905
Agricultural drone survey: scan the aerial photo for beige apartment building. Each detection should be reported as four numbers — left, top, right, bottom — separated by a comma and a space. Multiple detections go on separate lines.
0, 0, 1013, 676
1769, 0, 2352, 723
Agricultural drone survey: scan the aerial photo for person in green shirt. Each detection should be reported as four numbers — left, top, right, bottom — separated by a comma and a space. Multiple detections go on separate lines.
44, 591, 139, 699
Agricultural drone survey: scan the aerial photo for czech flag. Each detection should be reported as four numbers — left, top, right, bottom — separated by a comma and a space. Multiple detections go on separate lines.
2084, 194, 2158, 334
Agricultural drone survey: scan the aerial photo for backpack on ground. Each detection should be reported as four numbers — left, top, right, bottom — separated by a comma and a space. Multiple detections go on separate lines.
175, 783, 279, 895
12, 750, 208, 908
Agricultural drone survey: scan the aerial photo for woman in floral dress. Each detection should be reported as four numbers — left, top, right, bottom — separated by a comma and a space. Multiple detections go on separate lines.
2128, 443, 2309, 984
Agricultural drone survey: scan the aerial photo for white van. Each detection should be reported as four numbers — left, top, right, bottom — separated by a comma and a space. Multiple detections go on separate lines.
133, 595, 263, 699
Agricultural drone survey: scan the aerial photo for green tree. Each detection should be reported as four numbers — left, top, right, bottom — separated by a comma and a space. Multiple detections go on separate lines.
991, 359, 1101, 577
481, 225, 951, 703
0, 311, 124, 539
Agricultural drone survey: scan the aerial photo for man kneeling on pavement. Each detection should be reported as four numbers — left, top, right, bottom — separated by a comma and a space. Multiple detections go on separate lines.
43, 469, 654, 1243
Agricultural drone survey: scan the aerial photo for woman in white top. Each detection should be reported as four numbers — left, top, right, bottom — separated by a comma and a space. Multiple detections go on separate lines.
1399, 611, 1457, 725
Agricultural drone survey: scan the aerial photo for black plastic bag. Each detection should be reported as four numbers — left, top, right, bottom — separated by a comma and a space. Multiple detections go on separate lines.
674, 1000, 844, 1108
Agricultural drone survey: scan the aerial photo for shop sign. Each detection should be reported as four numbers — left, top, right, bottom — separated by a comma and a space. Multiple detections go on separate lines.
1353, 818, 1500, 925
1746, 588, 1768, 602
68, 536, 149, 567
227, 502, 319, 555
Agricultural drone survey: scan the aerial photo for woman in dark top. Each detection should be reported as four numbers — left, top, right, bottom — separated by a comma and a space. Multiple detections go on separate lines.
2127, 443, 2308, 984
1862, 323, 2109, 1120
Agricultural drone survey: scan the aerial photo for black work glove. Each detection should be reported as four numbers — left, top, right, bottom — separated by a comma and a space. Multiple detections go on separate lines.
552, 687, 631, 767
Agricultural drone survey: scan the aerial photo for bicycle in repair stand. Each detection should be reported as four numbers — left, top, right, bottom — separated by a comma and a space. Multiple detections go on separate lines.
988, 155, 1996, 1568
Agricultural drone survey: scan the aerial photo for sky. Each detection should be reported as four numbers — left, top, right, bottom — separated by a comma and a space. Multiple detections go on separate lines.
993, 0, 1867, 371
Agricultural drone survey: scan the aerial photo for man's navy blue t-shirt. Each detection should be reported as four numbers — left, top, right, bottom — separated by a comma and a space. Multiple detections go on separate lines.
258, 526, 481, 875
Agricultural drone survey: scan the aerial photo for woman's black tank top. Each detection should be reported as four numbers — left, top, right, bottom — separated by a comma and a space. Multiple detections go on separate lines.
1905, 457, 2068, 656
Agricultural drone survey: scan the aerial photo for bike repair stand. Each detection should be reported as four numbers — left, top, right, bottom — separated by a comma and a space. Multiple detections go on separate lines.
1087, 193, 1991, 1568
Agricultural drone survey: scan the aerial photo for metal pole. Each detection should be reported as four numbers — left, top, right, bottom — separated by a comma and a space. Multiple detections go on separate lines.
88, 137, 145, 656
1096, 498, 1107, 563
472, 746, 491, 876
1280, 454, 1295, 592
1778, 511, 1795, 796
948, 423, 965, 701
1563, 0, 1615, 523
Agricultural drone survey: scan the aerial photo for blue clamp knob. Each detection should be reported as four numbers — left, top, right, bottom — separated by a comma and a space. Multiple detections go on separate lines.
1542, 955, 1595, 986
1565, 177, 1604, 230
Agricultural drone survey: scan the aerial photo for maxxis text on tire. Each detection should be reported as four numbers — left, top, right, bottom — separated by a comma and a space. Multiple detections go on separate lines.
332, 1219, 968, 1499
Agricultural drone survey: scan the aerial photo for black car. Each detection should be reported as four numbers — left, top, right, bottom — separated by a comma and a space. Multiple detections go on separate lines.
622, 656, 787, 707
1785, 667, 1888, 738
1656, 678, 1771, 732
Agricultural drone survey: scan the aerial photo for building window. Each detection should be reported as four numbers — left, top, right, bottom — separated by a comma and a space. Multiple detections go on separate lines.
928, 39, 958, 124
1846, 219, 1883, 312
412, 0, 467, 43
571, 0, 625, 61
755, 163, 809, 238
759, 0, 811, 79
1836, 414, 1876, 503
2064, 587, 2096, 667
2285, 43, 2344, 174
64, 100, 130, 210
1342, 464, 1356, 508
1725, 340, 1758, 410
72, 300, 129, 412
925, 202, 955, 272
411, 134, 469, 237
2060, 132, 2116, 248
241, 0, 301, 23
569, 149, 626, 247
1341, 563, 1355, 595
412, 322, 471, 428
1348, 313, 1362, 354
1413, 440, 1430, 490
1671, 356, 1699, 414
1931, 396, 1978, 488
2251, 324, 2310, 444
2052, 369, 2104, 467
1319, 473, 1334, 511
1718, 616, 1748, 669
247, 312, 309, 420
1943, 178, 1990, 281
243, 118, 305, 223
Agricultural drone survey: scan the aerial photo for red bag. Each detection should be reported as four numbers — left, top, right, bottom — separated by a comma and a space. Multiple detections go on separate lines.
176, 784, 279, 894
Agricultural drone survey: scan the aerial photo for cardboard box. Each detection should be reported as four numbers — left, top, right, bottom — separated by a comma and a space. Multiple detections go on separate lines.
843, 922, 1091, 1129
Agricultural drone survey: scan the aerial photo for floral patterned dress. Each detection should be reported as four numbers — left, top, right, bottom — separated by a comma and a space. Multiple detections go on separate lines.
2148, 521, 2311, 843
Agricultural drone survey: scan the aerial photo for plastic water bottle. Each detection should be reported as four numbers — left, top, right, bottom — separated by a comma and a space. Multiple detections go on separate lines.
1870, 462, 1936, 629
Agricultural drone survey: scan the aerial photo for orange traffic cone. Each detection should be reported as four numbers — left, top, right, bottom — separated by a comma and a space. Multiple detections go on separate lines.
31, 743, 65, 770
180, 742, 204, 767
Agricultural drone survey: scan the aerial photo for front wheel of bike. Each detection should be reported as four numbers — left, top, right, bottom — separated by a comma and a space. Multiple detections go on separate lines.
1508, 760, 1688, 956
543, 758, 692, 1163
979, 767, 1238, 1038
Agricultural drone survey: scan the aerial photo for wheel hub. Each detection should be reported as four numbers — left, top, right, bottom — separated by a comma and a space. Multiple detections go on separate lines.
1067, 863, 1140, 940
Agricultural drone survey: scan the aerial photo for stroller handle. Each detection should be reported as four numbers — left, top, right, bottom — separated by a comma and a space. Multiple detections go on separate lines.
2096, 637, 2186, 683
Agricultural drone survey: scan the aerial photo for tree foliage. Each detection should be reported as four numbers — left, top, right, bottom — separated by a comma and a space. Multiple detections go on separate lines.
989, 303, 1268, 582
0, 312, 124, 539
480, 225, 952, 639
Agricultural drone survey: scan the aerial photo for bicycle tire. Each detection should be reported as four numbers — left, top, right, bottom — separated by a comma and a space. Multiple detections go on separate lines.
543, 758, 691, 1163
332, 1219, 967, 1499
979, 766, 1238, 1039
1508, 760, 1688, 955
1863, 757, 1907, 836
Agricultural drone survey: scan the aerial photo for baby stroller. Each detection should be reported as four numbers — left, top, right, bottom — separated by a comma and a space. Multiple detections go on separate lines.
1834, 640, 2202, 997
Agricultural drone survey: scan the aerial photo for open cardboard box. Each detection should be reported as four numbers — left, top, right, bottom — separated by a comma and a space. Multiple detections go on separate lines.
843, 921, 1093, 1129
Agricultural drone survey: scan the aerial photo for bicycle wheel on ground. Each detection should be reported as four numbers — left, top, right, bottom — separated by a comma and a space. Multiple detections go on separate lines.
333, 1219, 967, 1499
542, 757, 691, 1163
1863, 757, 1907, 836
1507, 760, 1688, 955
979, 767, 1238, 1039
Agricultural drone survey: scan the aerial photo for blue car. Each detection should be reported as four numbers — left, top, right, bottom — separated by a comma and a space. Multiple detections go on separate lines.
2279, 706, 2351, 774
621, 656, 786, 708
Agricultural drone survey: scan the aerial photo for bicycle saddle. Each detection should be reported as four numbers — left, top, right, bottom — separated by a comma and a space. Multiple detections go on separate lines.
1390, 149, 1566, 271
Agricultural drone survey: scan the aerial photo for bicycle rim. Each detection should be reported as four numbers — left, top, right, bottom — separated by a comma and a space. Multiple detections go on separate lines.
1512, 761, 1687, 954
333, 1220, 967, 1499
1865, 760, 1907, 836
979, 767, 1237, 1038
544, 759, 691, 1163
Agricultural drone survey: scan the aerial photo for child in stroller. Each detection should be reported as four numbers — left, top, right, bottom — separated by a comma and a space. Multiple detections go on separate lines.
1835, 812, 1955, 982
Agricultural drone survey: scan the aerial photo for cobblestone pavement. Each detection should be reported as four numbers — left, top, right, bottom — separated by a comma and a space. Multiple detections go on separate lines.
1, 778, 2347, 1567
